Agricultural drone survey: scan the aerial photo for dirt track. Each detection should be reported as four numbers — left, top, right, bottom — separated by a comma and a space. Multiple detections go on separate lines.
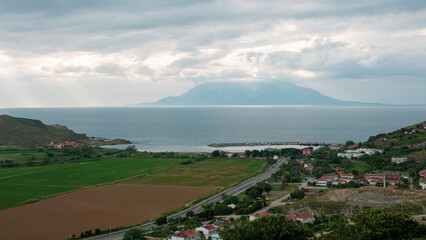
0, 184, 216, 240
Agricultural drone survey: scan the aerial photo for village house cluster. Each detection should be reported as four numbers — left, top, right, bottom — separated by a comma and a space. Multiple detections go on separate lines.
314, 169, 405, 188
315, 171, 356, 187
169, 221, 232, 240
48, 141, 81, 149
337, 148, 383, 159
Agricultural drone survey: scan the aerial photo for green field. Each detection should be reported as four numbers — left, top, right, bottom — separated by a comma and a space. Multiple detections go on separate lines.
0, 158, 184, 210
0, 149, 40, 155
0, 157, 267, 210
125, 158, 266, 187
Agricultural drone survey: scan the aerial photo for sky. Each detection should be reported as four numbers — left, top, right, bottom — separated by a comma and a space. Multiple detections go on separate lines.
0, 0, 425, 107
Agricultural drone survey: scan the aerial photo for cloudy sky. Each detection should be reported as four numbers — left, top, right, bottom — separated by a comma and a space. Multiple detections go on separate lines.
0, 0, 425, 107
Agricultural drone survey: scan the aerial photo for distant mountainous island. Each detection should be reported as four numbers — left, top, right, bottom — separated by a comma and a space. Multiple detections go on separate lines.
140, 81, 377, 106
0, 115, 130, 148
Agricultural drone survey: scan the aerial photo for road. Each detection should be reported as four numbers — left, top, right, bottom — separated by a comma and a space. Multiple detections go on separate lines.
87, 158, 288, 240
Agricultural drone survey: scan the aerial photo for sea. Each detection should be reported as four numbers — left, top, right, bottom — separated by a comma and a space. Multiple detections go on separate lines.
0, 106, 425, 152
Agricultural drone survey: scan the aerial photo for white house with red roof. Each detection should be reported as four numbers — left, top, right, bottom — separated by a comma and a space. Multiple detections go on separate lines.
169, 230, 201, 240
286, 213, 315, 224
295, 213, 315, 224
195, 225, 218, 239
249, 212, 272, 221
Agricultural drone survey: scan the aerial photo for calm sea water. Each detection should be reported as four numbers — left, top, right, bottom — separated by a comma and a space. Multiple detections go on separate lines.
0, 106, 425, 152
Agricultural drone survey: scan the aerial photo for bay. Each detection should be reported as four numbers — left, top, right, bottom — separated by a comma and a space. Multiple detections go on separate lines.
0, 106, 425, 152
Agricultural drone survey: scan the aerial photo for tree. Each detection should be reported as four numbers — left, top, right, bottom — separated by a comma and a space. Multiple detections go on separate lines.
323, 208, 426, 240
213, 203, 233, 215
345, 141, 355, 147
184, 216, 202, 229
186, 211, 195, 218
219, 215, 313, 240
155, 215, 167, 226
245, 186, 263, 199
290, 189, 305, 200
263, 184, 272, 195
212, 150, 220, 158
123, 228, 145, 240
126, 145, 138, 155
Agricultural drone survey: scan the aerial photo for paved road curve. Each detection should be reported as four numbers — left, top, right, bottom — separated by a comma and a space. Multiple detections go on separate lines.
87, 158, 288, 240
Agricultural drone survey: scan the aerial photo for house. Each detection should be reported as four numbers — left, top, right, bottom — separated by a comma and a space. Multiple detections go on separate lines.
195, 225, 217, 239
347, 144, 359, 150
169, 230, 201, 240
210, 234, 223, 240
249, 212, 272, 221
316, 179, 328, 187
419, 170, 426, 178
237, 153, 246, 158
287, 213, 315, 224
302, 148, 313, 156
225, 152, 233, 158
285, 214, 297, 221
295, 213, 315, 224
273, 155, 279, 160
391, 157, 407, 164
304, 163, 313, 174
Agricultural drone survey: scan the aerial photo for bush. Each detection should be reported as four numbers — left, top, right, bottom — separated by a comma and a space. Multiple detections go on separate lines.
123, 228, 145, 240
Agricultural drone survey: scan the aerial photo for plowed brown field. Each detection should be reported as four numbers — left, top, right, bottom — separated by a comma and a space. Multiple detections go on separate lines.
0, 184, 216, 240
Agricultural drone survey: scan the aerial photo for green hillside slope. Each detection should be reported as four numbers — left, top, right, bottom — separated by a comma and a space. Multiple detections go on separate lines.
0, 115, 89, 147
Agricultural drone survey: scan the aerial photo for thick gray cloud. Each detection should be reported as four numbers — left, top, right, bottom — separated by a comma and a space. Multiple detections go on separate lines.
0, 0, 425, 106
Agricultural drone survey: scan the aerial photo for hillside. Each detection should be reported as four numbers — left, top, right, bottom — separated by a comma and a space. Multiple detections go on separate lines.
366, 121, 426, 149
0, 115, 91, 147
144, 81, 375, 106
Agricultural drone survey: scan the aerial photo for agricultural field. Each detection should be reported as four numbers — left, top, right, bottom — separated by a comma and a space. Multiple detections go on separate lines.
125, 158, 267, 188
0, 157, 184, 210
0, 184, 216, 240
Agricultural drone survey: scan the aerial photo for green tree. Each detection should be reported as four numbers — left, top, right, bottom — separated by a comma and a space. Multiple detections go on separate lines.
263, 184, 272, 195
184, 216, 202, 229
345, 140, 355, 147
290, 189, 305, 200
245, 186, 263, 199
213, 203, 233, 215
126, 145, 138, 155
212, 150, 220, 158
219, 215, 313, 240
155, 215, 167, 226
123, 228, 145, 240
324, 208, 426, 240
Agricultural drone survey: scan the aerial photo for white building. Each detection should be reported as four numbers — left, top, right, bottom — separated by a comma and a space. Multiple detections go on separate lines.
210, 234, 223, 240
195, 225, 217, 239
391, 157, 407, 164
295, 213, 315, 224
338, 148, 383, 159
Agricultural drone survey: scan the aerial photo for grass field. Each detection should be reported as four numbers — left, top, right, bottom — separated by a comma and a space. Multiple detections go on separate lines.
124, 158, 266, 187
0, 158, 184, 210
0, 149, 40, 155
